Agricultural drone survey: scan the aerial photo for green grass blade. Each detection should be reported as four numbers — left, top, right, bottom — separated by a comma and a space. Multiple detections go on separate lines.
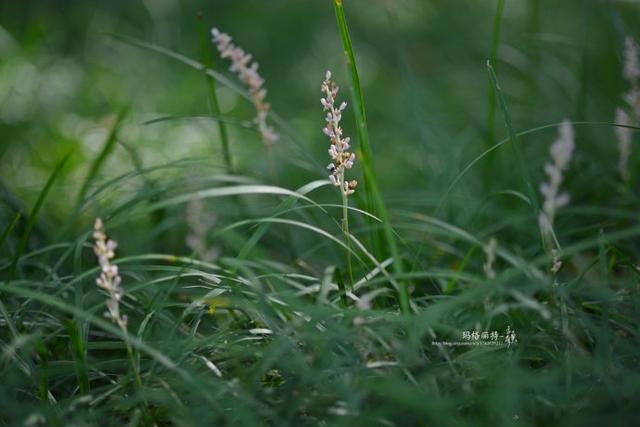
10, 152, 72, 275
61, 108, 128, 236
332, 0, 409, 314
144, 184, 315, 213
0, 211, 21, 251
35, 339, 49, 401
67, 319, 90, 394
235, 180, 330, 261
143, 114, 252, 129
197, 13, 233, 173
74, 108, 128, 211
436, 121, 640, 215
486, 62, 540, 225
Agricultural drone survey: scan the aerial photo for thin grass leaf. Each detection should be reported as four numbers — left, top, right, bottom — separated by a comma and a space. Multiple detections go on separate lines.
198, 13, 233, 173
145, 185, 315, 213
486, 61, 539, 221
10, 152, 71, 275
332, 0, 409, 314
0, 211, 21, 250
67, 320, 90, 394
143, 114, 253, 129
235, 180, 331, 262
74, 109, 128, 209
436, 121, 640, 216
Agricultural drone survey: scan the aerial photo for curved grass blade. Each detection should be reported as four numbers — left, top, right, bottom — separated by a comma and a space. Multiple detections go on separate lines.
435, 121, 640, 216
10, 152, 72, 276
486, 61, 539, 221
61, 108, 128, 237
145, 185, 315, 213
143, 114, 253, 129
0, 211, 21, 250
235, 180, 331, 262
76, 108, 128, 208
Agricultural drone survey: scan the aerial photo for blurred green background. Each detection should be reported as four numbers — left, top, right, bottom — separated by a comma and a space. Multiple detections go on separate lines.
1, 0, 638, 232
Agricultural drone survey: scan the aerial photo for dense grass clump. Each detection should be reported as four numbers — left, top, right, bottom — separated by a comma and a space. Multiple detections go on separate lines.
1, 1, 640, 426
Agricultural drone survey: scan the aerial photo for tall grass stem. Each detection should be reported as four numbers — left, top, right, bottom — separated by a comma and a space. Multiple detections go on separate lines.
198, 14, 232, 173
332, 0, 409, 314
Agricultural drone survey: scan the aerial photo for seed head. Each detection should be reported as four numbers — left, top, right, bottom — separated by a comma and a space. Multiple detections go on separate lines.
212, 27, 278, 145
93, 218, 127, 329
539, 120, 575, 234
321, 70, 356, 196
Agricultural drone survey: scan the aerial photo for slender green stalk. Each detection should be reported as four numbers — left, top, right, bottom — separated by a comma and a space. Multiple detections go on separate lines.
11, 152, 71, 276
35, 339, 49, 402
0, 211, 21, 250
197, 13, 233, 173
487, 61, 542, 248
122, 325, 145, 395
67, 320, 90, 394
341, 181, 354, 288
74, 109, 127, 211
485, 0, 506, 189
60, 109, 127, 238
332, 0, 409, 314
334, 267, 349, 307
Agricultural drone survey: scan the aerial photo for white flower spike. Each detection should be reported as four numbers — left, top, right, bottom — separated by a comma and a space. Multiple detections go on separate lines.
321, 71, 357, 196
212, 27, 278, 145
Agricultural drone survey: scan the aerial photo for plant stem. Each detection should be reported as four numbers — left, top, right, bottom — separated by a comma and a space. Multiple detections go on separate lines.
340, 181, 354, 289
198, 13, 232, 173
487, 61, 542, 249
332, 0, 409, 314
121, 325, 149, 417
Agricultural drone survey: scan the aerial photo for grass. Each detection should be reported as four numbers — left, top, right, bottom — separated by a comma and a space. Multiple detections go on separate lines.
1, 1, 640, 426
332, 0, 409, 314
197, 14, 232, 174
